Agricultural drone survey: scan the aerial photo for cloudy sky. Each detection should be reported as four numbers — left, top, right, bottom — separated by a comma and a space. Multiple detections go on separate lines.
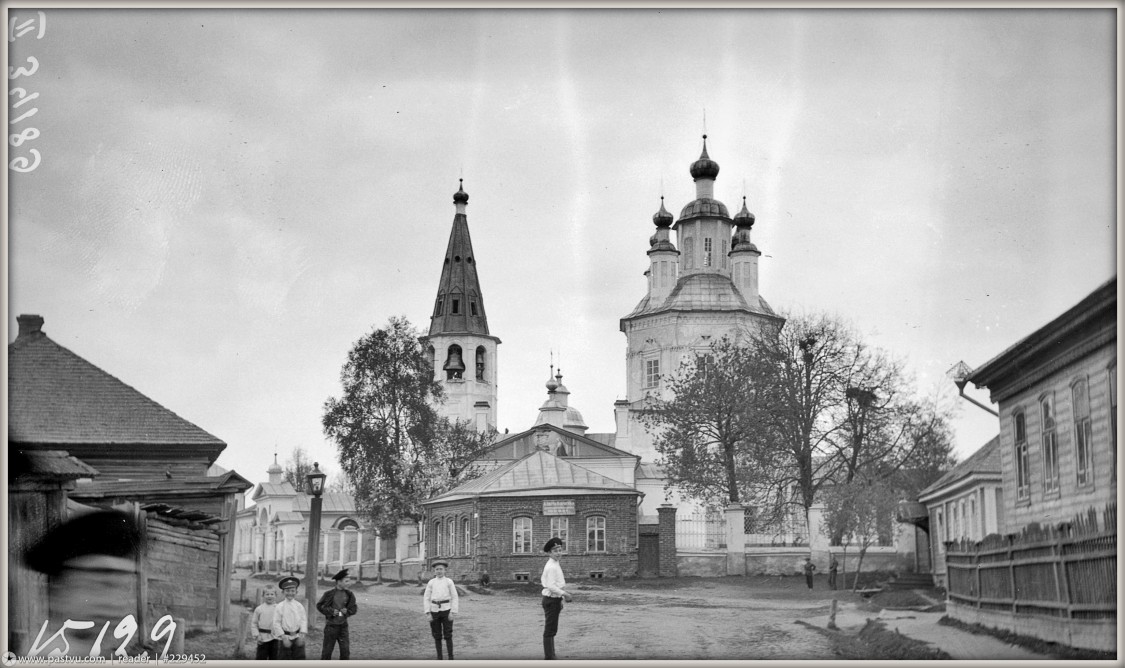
8, 7, 1116, 490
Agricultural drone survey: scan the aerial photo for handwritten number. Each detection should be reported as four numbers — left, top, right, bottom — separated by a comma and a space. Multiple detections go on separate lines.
112, 614, 138, 658
10, 127, 38, 146
10, 148, 41, 172
10, 106, 37, 124
151, 615, 177, 659
10, 87, 39, 107
9, 56, 38, 79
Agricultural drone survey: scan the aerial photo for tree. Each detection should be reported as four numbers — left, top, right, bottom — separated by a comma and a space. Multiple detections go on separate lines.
639, 337, 783, 509
282, 447, 316, 493
322, 316, 495, 537
819, 477, 900, 591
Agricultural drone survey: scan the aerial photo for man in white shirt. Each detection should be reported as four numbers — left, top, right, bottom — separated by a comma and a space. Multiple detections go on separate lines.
423, 561, 460, 659
540, 538, 572, 660
271, 576, 308, 659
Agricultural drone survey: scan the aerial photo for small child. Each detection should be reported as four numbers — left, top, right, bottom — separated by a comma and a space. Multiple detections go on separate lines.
249, 586, 279, 660
423, 561, 460, 660
803, 556, 817, 590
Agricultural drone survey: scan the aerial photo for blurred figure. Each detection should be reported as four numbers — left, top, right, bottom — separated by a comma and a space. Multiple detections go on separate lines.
803, 556, 817, 589
24, 510, 144, 658
828, 555, 839, 591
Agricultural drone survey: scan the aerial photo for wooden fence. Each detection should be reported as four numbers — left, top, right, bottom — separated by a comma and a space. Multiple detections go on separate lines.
944, 503, 1116, 620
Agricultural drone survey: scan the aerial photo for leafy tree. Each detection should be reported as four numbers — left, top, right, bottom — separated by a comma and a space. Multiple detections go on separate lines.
282, 447, 316, 493
322, 316, 495, 537
639, 337, 783, 508
819, 478, 899, 591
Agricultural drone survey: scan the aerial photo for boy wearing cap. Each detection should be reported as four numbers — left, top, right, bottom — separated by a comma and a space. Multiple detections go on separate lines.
271, 576, 308, 659
422, 561, 459, 660
317, 568, 358, 659
540, 537, 572, 660
249, 586, 280, 659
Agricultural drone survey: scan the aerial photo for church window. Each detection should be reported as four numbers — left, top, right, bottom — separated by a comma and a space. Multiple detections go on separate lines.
703, 238, 713, 267
1041, 393, 1059, 495
684, 238, 694, 269
476, 346, 486, 381
645, 358, 660, 388
586, 516, 606, 552
1013, 411, 1029, 501
452, 299, 460, 315
721, 239, 728, 268
550, 518, 568, 552
1071, 378, 1093, 487
470, 300, 478, 316
435, 298, 444, 316
512, 517, 533, 553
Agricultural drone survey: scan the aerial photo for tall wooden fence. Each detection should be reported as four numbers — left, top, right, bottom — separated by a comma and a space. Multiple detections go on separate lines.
944, 503, 1116, 621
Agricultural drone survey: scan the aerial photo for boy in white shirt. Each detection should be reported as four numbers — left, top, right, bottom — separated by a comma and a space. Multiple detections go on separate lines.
249, 586, 279, 659
540, 538, 572, 660
271, 576, 308, 659
423, 561, 459, 660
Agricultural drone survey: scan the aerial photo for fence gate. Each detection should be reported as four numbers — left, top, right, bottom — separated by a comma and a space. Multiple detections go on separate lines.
638, 532, 660, 578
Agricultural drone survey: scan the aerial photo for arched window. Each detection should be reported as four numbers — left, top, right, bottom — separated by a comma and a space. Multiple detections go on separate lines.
444, 345, 465, 380
462, 518, 471, 556
476, 346, 486, 381
433, 520, 443, 557
512, 517, 533, 554
1073, 377, 1093, 487
1013, 411, 1030, 501
470, 292, 479, 317
448, 519, 457, 557
1040, 394, 1059, 494
586, 516, 606, 552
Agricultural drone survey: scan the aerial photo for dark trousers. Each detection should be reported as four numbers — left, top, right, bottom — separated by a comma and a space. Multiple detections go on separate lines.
828, 570, 837, 590
429, 610, 453, 640
255, 639, 279, 660
279, 636, 306, 660
322, 623, 350, 660
805, 573, 814, 589
542, 596, 563, 637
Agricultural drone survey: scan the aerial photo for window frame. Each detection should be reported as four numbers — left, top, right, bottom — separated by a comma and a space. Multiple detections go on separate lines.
1040, 393, 1060, 495
550, 517, 569, 553
1072, 377, 1094, 487
512, 517, 533, 554
462, 518, 471, 556
644, 357, 660, 389
586, 515, 606, 553
1013, 411, 1030, 502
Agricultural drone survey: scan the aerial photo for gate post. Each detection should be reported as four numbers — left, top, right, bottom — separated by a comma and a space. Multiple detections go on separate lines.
656, 504, 678, 578
724, 504, 746, 576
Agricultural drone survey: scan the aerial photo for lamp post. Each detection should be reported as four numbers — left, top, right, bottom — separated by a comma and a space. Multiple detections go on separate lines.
304, 462, 327, 619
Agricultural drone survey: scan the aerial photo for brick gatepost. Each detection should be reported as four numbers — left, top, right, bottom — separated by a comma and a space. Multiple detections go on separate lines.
656, 504, 678, 578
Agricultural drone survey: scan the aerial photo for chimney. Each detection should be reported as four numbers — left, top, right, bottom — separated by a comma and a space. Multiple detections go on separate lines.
16, 314, 44, 339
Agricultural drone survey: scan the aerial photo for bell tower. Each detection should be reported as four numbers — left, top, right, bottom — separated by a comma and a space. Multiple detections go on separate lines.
423, 180, 500, 431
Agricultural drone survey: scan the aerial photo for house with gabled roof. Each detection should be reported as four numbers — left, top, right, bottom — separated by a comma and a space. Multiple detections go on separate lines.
8, 314, 252, 635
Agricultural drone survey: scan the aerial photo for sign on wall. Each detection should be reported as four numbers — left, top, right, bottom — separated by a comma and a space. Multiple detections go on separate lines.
543, 500, 575, 516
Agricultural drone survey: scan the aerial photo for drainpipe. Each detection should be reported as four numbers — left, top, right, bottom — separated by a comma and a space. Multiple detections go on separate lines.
949, 361, 999, 417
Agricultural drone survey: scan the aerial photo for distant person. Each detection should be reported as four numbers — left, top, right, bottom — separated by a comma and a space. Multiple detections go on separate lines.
250, 586, 280, 659
803, 556, 817, 589
540, 537, 572, 660
258, 557, 265, 573
828, 555, 839, 591
423, 561, 460, 659
317, 569, 358, 660
272, 576, 308, 659
23, 510, 145, 658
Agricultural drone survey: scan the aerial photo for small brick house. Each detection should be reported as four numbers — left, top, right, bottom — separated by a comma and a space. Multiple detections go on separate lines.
422, 447, 642, 582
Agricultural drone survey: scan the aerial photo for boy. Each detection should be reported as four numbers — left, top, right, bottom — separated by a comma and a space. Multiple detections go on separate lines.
422, 561, 459, 660
317, 568, 358, 659
541, 537, 572, 660
803, 556, 817, 589
249, 586, 279, 660
271, 576, 308, 659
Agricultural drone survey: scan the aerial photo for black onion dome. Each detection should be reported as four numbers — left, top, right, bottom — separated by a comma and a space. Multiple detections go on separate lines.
453, 179, 469, 204
652, 197, 673, 228
733, 196, 756, 228
689, 134, 720, 181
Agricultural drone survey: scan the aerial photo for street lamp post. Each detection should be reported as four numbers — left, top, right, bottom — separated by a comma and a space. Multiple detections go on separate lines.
304, 462, 327, 619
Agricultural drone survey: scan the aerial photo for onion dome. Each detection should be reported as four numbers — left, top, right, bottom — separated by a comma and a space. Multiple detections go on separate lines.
267, 453, 282, 475
453, 178, 469, 204
733, 196, 756, 228
679, 198, 729, 220
652, 197, 673, 228
546, 367, 559, 392
689, 134, 720, 181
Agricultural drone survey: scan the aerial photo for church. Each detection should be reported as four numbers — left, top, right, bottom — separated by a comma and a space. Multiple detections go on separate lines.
419, 136, 786, 579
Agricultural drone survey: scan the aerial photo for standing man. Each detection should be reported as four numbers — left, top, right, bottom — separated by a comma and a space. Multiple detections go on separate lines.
803, 556, 817, 590
317, 569, 358, 660
540, 537, 572, 660
423, 561, 459, 659
272, 576, 308, 659
828, 555, 839, 591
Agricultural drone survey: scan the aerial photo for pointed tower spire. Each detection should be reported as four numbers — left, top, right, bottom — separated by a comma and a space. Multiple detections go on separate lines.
429, 179, 489, 337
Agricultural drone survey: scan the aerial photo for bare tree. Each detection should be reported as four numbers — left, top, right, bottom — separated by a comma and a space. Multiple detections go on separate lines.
283, 447, 316, 493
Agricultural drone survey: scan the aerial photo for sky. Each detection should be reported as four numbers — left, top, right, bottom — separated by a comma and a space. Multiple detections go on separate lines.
7, 6, 1117, 493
